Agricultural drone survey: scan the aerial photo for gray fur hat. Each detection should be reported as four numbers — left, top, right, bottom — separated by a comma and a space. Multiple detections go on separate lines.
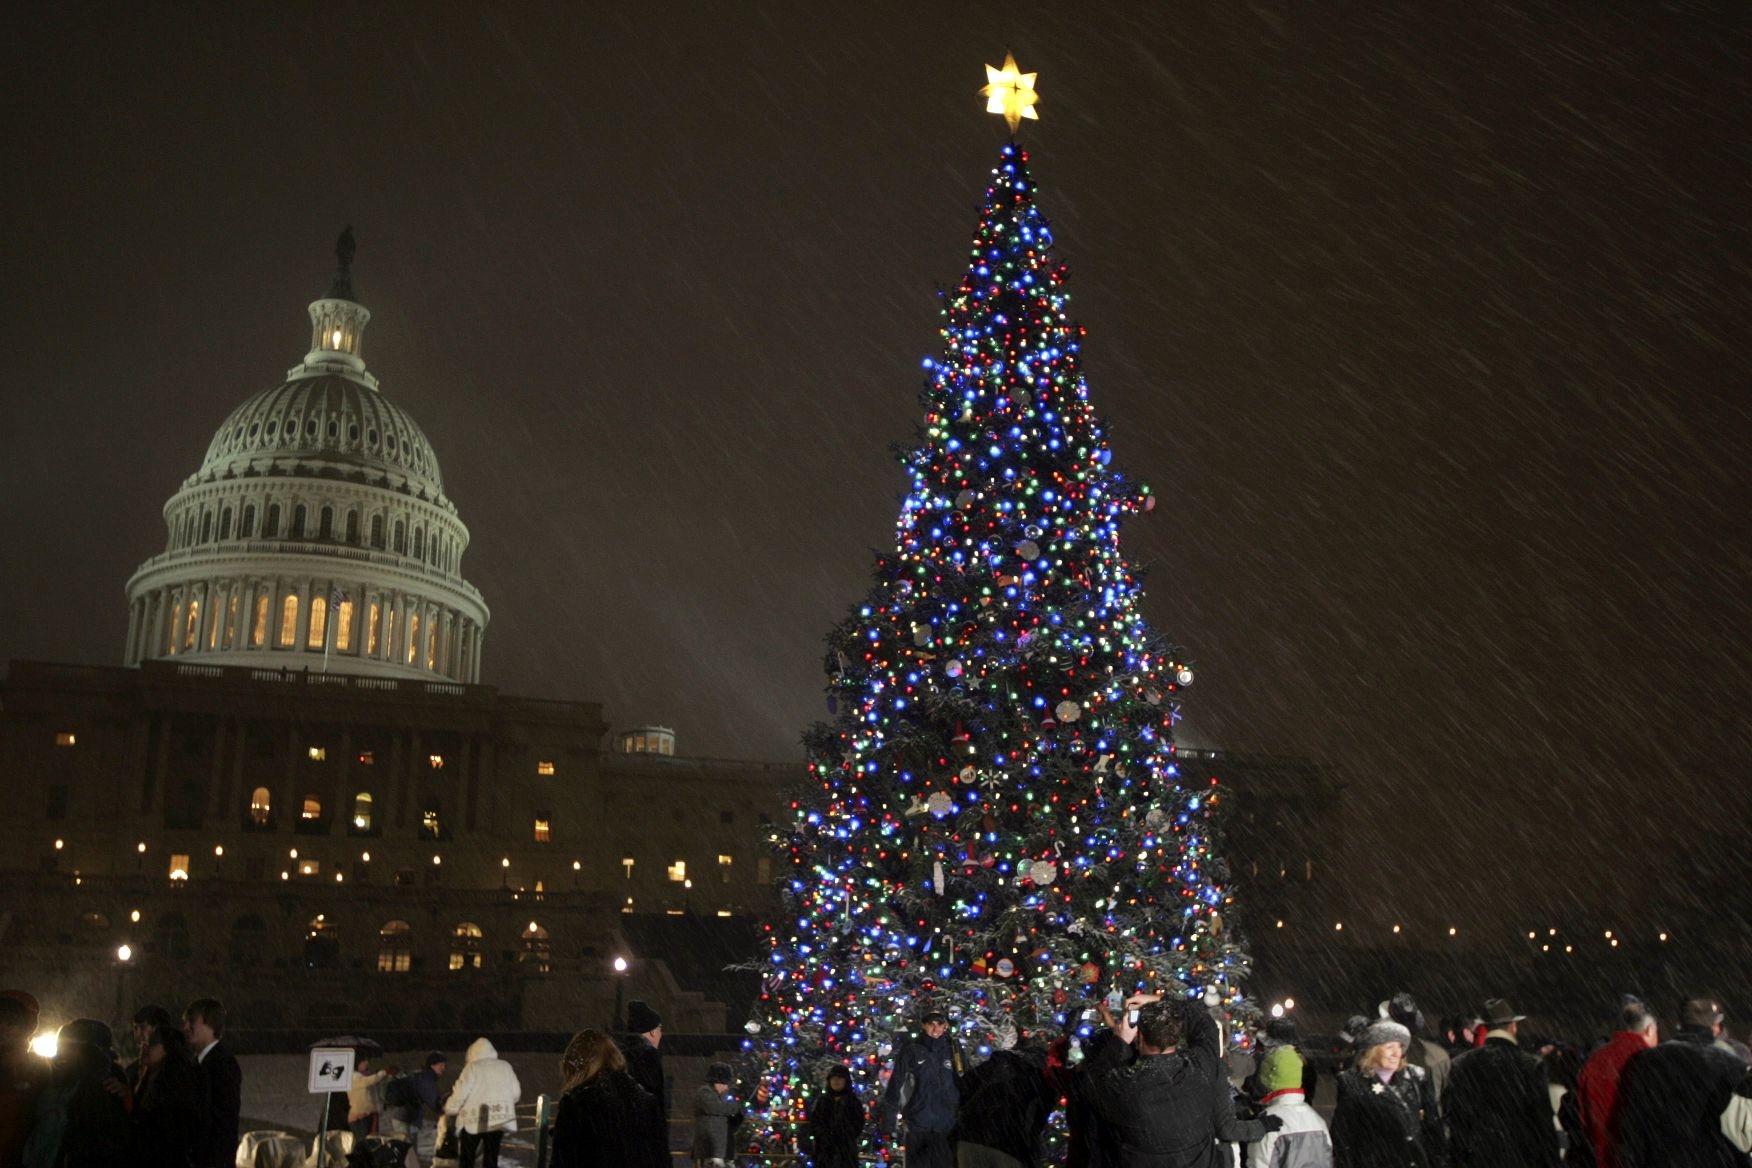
1357, 1019, 1412, 1052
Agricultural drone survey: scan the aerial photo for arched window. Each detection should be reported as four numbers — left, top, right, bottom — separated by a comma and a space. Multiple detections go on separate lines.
291, 504, 307, 539
335, 599, 354, 652
279, 594, 299, 647
241, 505, 256, 538
265, 504, 281, 538
229, 913, 268, 968
318, 506, 333, 539
219, 508, 233, 539
200, 511, 213, 543
377, 921, 413, 973
519, 923, 551, 973
345, 510, 360, 545
251, 593, 269, 647
367, 600, 381, 655
370, 514, 384, 549
449, 922, 484, 971
351, 792, 374, 833
155, 912, 192, 961
304, 916, 340, 970
301, 794, 323, 822
412, 528, 424, 561
182, 598, 201, 650
307, 595, 328, 649
393, 519, 406, 554
248, 786, 272, 829
406, 613, 420, 664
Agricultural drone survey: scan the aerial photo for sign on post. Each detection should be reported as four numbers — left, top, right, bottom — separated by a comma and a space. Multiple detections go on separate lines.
307, 1047, 355, 1094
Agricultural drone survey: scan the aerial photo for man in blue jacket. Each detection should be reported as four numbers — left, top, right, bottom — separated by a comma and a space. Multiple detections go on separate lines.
882, 1006, 965, 1168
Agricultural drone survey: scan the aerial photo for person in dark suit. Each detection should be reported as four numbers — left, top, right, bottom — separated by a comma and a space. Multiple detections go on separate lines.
617, 1000, 668, 1167
182, 998, 242, 1168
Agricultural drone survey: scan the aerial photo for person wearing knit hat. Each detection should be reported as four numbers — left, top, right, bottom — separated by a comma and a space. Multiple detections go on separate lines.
1331, 1011, 1445, 1167
691, 1059, 766, 1168
807, 1065, 864, 1168
1387, 991, 1452, 1121
616, 1001, 668, 1167
1248, 1046, 1331, 1168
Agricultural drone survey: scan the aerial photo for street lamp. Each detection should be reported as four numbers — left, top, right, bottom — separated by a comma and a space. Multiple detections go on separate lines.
612, 956, 629, 1032
114, 944, 134, 1035
501, 857, 510, 888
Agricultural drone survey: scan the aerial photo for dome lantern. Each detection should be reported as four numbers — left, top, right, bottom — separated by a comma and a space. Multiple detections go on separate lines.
295, 226, 376, 386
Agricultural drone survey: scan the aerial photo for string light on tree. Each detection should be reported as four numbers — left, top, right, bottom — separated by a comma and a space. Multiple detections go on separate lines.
742, 58, 1246, 1160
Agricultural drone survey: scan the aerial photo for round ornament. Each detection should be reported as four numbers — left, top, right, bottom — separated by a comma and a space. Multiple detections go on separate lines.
956, 489, 977, 510
927, 791, 954, 818
1175, 667, 1195, 686
743, 1020, 761, 1035
1016, 540, 1040, 561
994, 957, 1016, 978
1055, 700, 1081, 722
945, 659, 964, 679
1029, 859, 1057, 885
913, 624, 932, 647
958, 766, 976, 783
1025, 524, 1043, 540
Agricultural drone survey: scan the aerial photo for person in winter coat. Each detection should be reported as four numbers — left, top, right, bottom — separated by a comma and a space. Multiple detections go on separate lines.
383, 1051, 448, 1142
550, 1029, 665, 1168
1577, 1000, 1659, 1168
21, 1019, 129, 1168
617, 1000, 669, 1168
444, 1037, 522, 1168
1612, 997, 1750, 1167
1445, 999, 1559, 1167
951, 1033, 1059, 1168
690, 1060, 765, 1166
1247, 1046, 1331, 1168
1386, 995, 1451, 1122
1330, 1019, 1443, 1168
129, 1026, 207, 1168
0, 992, 50, 1168
881, 1007, 966, 1168
182, 998, 241, 1168
346, 1054, 389, 1142
806, 1065, 865, 1168
1082, 993, 1274, 1168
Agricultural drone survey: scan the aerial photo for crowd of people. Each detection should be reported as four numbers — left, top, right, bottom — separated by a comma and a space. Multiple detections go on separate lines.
6, 981, 1750, 1168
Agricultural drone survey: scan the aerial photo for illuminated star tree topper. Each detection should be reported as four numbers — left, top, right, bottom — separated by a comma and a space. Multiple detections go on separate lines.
981, 52, 1040, 131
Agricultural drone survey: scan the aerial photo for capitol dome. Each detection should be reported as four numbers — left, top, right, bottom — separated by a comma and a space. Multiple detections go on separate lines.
125, 230, 489, 682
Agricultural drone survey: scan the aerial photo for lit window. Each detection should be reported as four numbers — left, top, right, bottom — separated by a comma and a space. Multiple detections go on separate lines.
249, 787, 272, 828
367, 601, 381, 655
716, 909, 733, 918
421, 809, 441, 840
222, 591, 240, 648
519, 923, 551, 973
622, 856, 635, 879
298, 859, 320, 877
533, 816, 551, 844
278, 595, 299, 647
406, 614, 420, 664
718, 854, 733, 883
536, 760, 556, 776
301, 795, 323, 821
54, 732, 76, 747
334, 599, 354, 652
307, 746, 327, 761
306, 595, 328, 649
666, 860, 687, 884
377, 921, 413, 973
449, 922, 484, 970
251, 595, 268, 647
352, 792, 374, 831
428, 754, 444, 770
168, 854, 190, 881
183, 598, 201, 650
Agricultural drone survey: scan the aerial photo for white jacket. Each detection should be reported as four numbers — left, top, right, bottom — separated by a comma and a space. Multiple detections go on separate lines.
444, 1037, 522, 1134
1248, 1090, 1332, 1168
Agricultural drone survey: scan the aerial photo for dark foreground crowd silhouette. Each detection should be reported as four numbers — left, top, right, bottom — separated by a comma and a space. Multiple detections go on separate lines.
3, 986, 1749, 1167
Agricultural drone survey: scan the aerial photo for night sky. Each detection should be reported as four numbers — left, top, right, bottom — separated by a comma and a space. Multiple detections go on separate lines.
3, 4, 1747, 931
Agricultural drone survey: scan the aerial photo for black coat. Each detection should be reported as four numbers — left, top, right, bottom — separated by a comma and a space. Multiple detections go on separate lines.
1332, 1067, 1437, 1168
806, 1085, 865, 1168
194, 1041, 242, 1168
616, 1035, 667, 1164
131, 1055, 209, 1168
27, 1053, 131, 1168
951, 1046, 1056, 1167
1082, 1009, 1265, 1168
1447, 1036, 1559, 1168
1613, 1029, 1750, 1168
550, 1070, 667, 1168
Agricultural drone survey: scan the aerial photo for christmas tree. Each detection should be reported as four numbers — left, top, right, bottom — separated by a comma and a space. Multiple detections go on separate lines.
744, 60, 1247, 1160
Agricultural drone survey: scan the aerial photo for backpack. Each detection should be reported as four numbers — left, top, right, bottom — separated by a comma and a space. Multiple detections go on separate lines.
383, 1072, 420, 1109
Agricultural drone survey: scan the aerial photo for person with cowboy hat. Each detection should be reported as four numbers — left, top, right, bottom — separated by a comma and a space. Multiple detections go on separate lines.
1446, 998, 1559, 1166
